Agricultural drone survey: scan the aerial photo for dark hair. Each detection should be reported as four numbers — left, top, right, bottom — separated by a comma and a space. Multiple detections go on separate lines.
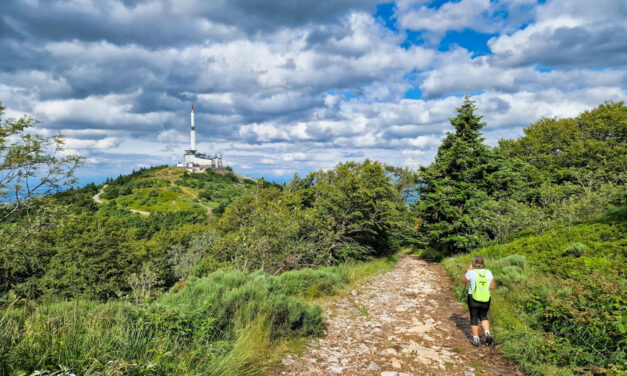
472, 255, 485, 269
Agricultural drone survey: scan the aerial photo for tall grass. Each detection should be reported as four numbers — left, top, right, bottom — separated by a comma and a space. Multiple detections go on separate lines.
0, 257, 395, 375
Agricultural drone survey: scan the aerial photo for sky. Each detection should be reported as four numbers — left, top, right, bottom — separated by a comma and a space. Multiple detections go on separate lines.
1, 0, 626, 183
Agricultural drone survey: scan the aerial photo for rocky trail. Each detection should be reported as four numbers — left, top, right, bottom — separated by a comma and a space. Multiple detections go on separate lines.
275, 255, 521, 376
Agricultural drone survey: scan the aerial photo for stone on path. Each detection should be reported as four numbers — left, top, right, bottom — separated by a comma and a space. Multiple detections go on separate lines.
277, 255, 521, 376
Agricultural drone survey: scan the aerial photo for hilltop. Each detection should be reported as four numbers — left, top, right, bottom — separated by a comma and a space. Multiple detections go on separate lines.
95, 166, 257, 216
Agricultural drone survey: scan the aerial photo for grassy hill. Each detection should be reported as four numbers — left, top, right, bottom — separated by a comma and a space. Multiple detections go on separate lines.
98, 166, 257, 216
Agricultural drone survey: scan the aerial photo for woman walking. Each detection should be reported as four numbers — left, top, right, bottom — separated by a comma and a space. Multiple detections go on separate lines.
462, 255, 495, 346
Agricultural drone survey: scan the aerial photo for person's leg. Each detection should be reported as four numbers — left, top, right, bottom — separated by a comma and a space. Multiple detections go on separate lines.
479, 300, 493, 345
467, 295, 481, 345
480, 320, 490, 333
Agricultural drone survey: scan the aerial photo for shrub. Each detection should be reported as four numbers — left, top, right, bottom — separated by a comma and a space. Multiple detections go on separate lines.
198, 190, 212, 200
224, 172, 239, 183
497, 265, 528, 287
562, 242, 586, 257
278, 268, 347, 298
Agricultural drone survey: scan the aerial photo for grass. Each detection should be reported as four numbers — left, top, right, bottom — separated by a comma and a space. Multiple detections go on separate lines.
102, 167, 256, 216
442, 212, 626, 376
0, 257, 396, 376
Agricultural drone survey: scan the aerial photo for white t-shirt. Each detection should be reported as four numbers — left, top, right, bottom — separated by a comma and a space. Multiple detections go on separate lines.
465, 268, 494, 295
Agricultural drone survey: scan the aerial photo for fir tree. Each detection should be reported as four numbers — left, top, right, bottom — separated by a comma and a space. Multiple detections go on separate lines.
415, 95, 498, 255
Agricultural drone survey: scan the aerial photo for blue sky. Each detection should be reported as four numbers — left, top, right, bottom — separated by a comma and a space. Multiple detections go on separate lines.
0, 0, 625, 183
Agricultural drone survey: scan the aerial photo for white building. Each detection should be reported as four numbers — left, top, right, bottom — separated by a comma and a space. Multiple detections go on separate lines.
176, 105, 223, 171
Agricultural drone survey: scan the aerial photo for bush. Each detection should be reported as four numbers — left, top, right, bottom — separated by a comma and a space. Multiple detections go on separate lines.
278, 268, 347, 298
562, 242, 586, 257
417, 247, 445, 262
213, 201, 228, 215
224, 172, 239, 183
198, 190, 212, 200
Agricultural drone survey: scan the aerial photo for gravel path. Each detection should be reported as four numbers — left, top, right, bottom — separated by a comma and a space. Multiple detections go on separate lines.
276, 255, 522, 376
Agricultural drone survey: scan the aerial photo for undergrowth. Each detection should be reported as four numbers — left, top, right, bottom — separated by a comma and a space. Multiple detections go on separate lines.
443, 210, 626, 376
0, 258, 394, 375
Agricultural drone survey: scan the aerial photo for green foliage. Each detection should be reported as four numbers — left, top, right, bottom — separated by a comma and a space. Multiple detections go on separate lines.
0, 259, 392, 375
443, 211, 626, 375
204, 160, 411, 274
415, 96, 522, 255
0, 102, 82, 222
499, 101, 627, 187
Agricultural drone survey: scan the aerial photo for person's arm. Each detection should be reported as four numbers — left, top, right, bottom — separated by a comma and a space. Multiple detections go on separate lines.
461, 264, 472, 284
489, 270, 495, 289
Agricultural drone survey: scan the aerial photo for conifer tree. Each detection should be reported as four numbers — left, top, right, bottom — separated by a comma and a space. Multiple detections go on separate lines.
415, 95, 497, 255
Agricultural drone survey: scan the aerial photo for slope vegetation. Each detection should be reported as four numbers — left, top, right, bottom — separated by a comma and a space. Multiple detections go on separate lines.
97, 166, 256, 216
444, 208, 625, 375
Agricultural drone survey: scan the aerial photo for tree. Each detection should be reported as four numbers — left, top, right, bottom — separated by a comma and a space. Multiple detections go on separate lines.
415, 96, 504, 255
499, 101, 627, 188
0, 102, 82, 222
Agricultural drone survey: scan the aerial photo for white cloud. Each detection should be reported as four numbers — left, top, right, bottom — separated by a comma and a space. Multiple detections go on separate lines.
64, 137, 120, 150
1, 0, 624, 182
282, 152, 307, 161
487, 0, 627, 68
397, 0, 491, 35
33, 92, 175, 127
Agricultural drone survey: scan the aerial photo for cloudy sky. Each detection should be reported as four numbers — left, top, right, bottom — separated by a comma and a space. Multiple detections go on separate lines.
1, 0, 626, 182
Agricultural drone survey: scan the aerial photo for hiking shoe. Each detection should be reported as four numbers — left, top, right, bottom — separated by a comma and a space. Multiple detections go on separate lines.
470, 336, 480, 346
485, 333, 494, 346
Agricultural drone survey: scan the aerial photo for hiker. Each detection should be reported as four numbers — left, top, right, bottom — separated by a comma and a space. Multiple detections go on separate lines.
462, 255, 495, 346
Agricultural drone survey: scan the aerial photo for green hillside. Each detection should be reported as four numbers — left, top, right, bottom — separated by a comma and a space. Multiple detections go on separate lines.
444, 208, 626, 375
0, 158, 407, 375
98, 166, 257, 216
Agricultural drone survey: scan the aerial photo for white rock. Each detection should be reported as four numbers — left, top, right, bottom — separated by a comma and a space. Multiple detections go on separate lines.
367, 361, 381, 371
383, 348, 398, 356
281, 359, 294, 366
328, 365, 345, 373
391, 358, 402, 369
381, 372, 398, 376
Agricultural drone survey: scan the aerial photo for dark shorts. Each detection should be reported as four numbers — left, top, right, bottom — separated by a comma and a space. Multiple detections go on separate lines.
467, 294, 491, 325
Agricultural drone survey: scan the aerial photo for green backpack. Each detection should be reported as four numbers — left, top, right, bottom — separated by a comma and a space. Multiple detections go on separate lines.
472, 269, 491, 302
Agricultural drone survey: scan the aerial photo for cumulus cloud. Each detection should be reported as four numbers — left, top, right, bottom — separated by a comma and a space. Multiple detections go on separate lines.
488, 0, 627, 68
0, 0, 624, 180
397, 0, 492, 36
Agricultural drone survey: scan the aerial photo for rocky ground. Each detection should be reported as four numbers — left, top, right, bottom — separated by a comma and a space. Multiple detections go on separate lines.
274, 255, 522, 376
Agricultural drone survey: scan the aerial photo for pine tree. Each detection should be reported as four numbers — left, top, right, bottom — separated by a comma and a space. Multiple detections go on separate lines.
415, 96, 498, 255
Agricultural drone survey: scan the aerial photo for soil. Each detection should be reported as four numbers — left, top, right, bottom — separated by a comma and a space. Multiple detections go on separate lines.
274, 254, 522, 376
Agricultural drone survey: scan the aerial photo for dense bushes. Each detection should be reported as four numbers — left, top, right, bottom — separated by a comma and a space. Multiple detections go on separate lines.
415, 101, 626, 257
196, 160, 412, 274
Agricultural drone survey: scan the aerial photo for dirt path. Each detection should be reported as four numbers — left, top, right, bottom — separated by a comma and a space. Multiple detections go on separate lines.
179, 186, 212, 216
93, 184, 150, 216
92, 184, 107, 204
276, 255, 521, 376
